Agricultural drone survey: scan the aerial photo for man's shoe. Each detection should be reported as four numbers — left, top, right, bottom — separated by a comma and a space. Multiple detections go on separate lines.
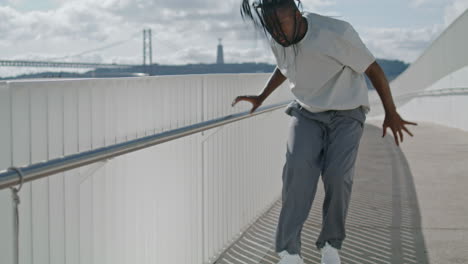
277, 250, 305, 264
320, 242, 341, 264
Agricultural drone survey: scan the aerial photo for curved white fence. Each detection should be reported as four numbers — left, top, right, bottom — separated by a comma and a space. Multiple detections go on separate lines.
368, 9, 468, 132
0, 74, 294, 264
368, 87, 468, 131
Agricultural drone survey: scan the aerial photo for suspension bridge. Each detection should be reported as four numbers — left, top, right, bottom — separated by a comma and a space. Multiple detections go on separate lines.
0, 29, 157, 70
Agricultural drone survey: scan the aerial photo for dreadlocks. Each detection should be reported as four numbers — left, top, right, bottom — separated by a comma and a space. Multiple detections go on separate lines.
240, 0, 304, 52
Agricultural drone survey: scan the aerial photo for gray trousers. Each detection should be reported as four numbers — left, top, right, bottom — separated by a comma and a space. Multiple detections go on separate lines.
275, 100, 366, 256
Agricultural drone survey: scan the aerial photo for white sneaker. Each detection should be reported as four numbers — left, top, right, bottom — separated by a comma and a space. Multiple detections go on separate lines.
277, 250, 305, 264
320, 242, 341, 264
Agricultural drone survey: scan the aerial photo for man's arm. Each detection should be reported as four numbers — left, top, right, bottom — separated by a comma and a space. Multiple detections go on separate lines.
231, 66, 287, 114
258, 66, 287, 103
365, 61, 397, 115
365, 61, 418, 146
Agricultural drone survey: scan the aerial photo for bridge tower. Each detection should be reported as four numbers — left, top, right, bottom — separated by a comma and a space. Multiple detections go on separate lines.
143, 29, 153, 65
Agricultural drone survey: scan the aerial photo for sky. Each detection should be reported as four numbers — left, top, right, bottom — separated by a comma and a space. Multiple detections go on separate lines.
0, 0, 467, 77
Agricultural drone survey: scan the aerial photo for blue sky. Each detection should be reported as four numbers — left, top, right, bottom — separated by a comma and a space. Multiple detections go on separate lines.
1, 0, 58, 11
0, 0, 467, 77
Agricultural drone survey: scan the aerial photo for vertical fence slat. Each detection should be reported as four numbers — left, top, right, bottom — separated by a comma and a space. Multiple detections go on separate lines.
91, 82, 105, 149
30, 83, 50, 264
104, 81, 116, 146
64, 82, 80, 264
92, 165, 106, 264
48, 85, 66, 264
0, 82, 13, 264
115, 80, 126, 143
0, 82, 11, 170
78, 82, 92, 152
79, 168, 93, 264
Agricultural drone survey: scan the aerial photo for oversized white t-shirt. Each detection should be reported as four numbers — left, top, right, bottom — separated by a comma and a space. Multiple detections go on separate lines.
269, 12, 375, 114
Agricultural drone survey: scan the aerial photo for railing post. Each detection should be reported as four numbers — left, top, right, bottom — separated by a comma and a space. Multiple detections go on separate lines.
8, 167, 24, 264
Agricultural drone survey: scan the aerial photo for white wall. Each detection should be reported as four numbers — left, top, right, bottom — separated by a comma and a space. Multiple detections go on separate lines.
396, 92, 468, 131
0, 74, 294, 264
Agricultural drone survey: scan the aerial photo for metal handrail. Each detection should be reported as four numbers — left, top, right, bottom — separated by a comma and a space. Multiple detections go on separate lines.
369, 87, 468, 106
0, 101, 291, 190
393, 87, 468, 100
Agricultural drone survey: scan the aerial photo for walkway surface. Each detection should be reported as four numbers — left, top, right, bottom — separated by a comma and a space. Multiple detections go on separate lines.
215, 121, 468, 264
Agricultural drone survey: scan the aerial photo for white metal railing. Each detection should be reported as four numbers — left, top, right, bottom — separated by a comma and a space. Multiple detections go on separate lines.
368, 87, 468, 131
0, 74, 294, 264
394, 87, 468, 131
0, 101, 289, 190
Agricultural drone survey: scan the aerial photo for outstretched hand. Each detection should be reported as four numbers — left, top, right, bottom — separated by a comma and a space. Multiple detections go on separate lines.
382, 111, 418, 146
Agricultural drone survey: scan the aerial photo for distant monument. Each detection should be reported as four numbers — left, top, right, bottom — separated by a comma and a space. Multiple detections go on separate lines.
143, 28, 153, 65
217, 38, 224, 65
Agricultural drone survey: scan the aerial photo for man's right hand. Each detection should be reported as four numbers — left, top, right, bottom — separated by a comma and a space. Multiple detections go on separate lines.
231, 95, 264, 114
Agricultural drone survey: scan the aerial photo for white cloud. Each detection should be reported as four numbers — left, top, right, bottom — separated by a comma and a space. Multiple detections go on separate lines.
0, 0, 279, 77
444, 0, 468, 26
1, 0, 467, 78
301, 0, 336, 8
0, 4, 128, 42
361, 24, 443, 63
406, 0, 468, 27
409, 0, 429, 8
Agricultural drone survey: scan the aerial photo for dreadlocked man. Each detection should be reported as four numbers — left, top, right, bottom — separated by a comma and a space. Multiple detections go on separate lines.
232, 0, 418, 263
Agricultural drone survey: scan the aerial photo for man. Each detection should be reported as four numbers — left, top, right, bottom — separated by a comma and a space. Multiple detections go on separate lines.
232, 0, 417, 263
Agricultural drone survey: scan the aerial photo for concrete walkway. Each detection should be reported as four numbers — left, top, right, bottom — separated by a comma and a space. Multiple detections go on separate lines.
215, 121, 468, 264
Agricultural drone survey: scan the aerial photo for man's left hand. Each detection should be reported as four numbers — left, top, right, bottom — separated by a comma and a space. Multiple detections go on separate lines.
382, 111, 418, 146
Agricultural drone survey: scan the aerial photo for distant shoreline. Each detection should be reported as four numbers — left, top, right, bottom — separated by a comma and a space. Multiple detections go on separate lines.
1, 59, 408, 84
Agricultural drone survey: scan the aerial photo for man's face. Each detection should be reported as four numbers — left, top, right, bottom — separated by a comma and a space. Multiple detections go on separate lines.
264, 7, 299, 47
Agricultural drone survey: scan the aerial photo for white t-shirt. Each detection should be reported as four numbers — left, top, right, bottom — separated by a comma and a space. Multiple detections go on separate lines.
269, 12, 375, 114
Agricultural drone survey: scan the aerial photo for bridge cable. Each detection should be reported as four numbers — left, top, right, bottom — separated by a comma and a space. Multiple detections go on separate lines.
49, 32, 141, 61
7, 166, 24, 264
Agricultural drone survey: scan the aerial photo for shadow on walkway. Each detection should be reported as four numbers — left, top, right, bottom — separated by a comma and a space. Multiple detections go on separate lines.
215, 123, 430, 264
